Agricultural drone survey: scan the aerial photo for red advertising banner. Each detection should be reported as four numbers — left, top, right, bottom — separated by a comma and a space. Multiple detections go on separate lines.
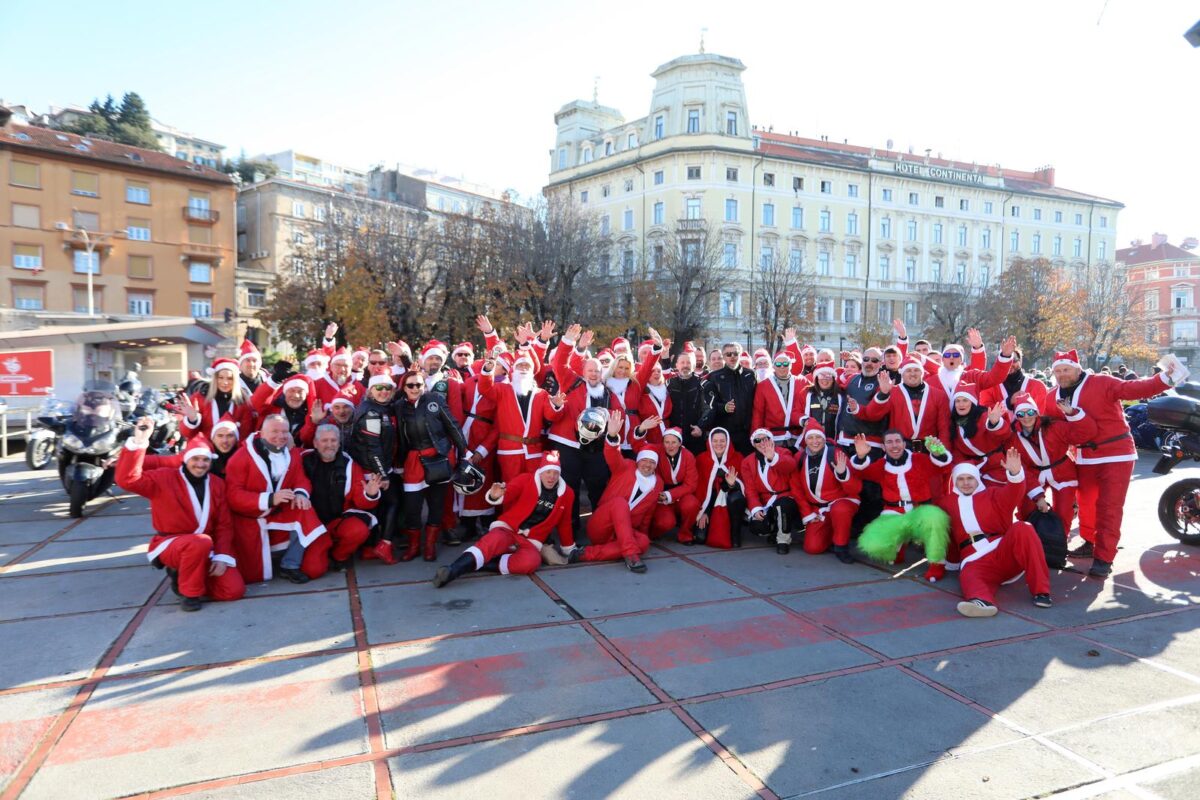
0, 349, 54, 396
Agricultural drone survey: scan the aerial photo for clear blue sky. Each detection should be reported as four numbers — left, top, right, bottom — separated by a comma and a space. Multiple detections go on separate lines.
3, 0, 1197, 244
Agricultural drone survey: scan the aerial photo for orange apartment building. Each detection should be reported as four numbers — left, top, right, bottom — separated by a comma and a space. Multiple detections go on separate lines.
1121, 234, 1200, 365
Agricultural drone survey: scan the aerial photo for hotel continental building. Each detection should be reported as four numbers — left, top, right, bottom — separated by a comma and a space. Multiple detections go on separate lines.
544, 52, 1123, 352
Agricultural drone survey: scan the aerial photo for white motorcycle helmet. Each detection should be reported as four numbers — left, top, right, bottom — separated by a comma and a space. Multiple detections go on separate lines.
576, 407, 609, 445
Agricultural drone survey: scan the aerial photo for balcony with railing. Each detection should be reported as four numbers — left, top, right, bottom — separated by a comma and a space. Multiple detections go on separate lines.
676, 218, 706, 232
183, 206, 220, 224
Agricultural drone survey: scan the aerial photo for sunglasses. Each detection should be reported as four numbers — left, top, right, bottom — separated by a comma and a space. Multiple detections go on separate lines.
773, 361, 791, 368
863, 357, 882, 364
371, 385, 393, 391
1015, 409, 1038, 418
404, 382, 423, 389
942, 352, 962, 359
368, 359, 388, 365
752, 436, 771, 444
723, 352, 738, 358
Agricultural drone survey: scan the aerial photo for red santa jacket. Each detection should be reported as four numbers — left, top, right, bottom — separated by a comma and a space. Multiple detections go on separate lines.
638, 383, 673, 445
855, 382, 950, 444
250, 376, 319, 428
937, 470, 1025, 564
739, 449, 798, 517
596, 437, 663, 531
549, 337, 624, 449
925, 350, 1012, 399
1009, 409, 1097, 499
752, 374, 811, 446
477, 369, 563, 459
1041, 371, 1171, 464
180, 392, 253, 441
791, 445, 861, 522
949, 413, 1010, 474
225, 434, 314, 518
850, 448, 951, 508
460, 374, 500, 460
486, 469, 576, 548
653, 444, 699, 505
981, 372, 1048, 415
312, 373, 358, 408
115, 442, 237, 566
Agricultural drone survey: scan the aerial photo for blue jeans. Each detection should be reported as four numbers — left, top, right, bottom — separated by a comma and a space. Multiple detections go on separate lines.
279, 530, 304, 570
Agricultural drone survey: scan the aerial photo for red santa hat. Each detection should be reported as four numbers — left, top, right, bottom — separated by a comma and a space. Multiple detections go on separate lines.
352, 346, 370, 358
512, 348, 538, 372
951, 383, 980, 406
535, 450, 564, 485
1011, 391, 1039, 416
899, 355, 925, 375
753, 348, 771, 365
329, 396, 356, 410
283, 376, 311, 394
638, 339, 658, 358
210, 357, 238, 376
211, 417, 240, 440
943, 343, 966, 358
329, 347, 351, 366
237, 339, 261, 363
800, 344, 817, 360
494, 352, 515, 373
773, 351, 794, 365
812, 358, 837, 379
950, 462, 984, 496
802, 418, 826, 443
662, 427, 684, 443
635, 449, 659, 466
421, 340, 449, 363
680, 341, 698, 366
451, 342, 474, 358
751, 427, 774, 444
182, 435, 214, 463
596, 347, 615, 362
610, 337, 631, 354
368, 373, 395, 389
303, 348, 329, 368
738, 353, 753, 369
1051, 349, 1081, 371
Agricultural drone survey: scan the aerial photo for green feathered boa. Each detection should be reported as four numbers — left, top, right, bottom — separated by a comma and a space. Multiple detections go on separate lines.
857, 504, 950, 564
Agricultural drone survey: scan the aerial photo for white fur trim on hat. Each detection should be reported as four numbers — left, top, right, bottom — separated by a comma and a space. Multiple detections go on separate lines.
304, 352, 329, 367
635, 449, 659, 465
952, 390, 977, 405
330, 351, 351, 365
662, 427, 684, 442
1014, 398, 1038, 415
183, 445, 213, 462
282, 377, 309, 394
330, 396, 356, 408
751, 428, 774, 443
368, 374, 395, 388
211, 420, 240, 439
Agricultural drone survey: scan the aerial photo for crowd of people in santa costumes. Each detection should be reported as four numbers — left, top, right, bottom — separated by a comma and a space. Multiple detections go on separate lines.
115, 314, 1186, 618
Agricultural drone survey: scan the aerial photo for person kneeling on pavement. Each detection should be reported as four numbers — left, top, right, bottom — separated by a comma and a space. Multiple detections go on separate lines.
302, 423, 383, 574
433, 450, 575, 587
115, 418, 245, 612
939, 451, 1053, 617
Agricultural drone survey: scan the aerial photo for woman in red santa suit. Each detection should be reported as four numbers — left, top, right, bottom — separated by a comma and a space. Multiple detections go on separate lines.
693, 428, 746, 549
793, 420, 861, 562
752, 350, 810, 450
604, 352, 645, 455
947, 384, 1010, 481
1009, 391, 1095, 537
1040, 348, 1183, 577
178, 358, 254, 442
938, 453, 1053, 617
647, 427, 701, 544
116, 422, 245, 611
637, 362, 672, 446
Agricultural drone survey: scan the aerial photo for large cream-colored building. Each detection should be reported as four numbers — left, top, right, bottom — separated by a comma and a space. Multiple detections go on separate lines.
544, 52, 1123, 351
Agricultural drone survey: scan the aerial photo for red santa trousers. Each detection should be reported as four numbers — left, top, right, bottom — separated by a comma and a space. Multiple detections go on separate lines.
1020, 485, 1077, 542
467, 529, 542, 575
650, 495, 701, 543
497, 452, 538, 482
802, 498, 859, 554
298, 515, 373, 579
958, 521, 1051, 604
584, 503, 651, 561
156, 534, 246, 601
1075, 461, 1134, 562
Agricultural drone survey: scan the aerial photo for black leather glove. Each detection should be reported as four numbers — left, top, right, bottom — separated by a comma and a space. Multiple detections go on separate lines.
270, 361, 295, 383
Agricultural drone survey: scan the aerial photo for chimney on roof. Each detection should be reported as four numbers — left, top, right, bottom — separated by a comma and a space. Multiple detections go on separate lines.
1131, 239, 1143, 247
1033, 165, 1055, 186
1182, 237, 1198, 250
1152, 233, 1169, 247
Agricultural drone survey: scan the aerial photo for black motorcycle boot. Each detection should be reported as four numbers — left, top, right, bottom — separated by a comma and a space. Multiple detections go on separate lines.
432, 552, 477, 588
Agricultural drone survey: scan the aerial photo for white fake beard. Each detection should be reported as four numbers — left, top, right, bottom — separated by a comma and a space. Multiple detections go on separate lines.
755, 367, 769, 382
513, 371, 535, 396
586, 382, 606, 400
305, 366, 326, 379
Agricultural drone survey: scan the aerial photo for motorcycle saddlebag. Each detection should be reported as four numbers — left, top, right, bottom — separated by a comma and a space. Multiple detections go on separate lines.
1147, 394, 1200, 433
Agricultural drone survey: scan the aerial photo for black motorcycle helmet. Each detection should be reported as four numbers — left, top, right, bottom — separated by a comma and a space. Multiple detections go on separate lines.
451, 460, 485, 495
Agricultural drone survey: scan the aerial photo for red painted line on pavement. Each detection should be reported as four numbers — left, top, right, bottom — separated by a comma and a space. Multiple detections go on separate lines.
0, 515, 89, 574
342, 569, 391, 800
803, 590, 968, 636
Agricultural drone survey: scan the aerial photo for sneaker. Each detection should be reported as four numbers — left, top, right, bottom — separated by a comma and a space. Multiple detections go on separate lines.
1088, 559, 1113, 578
567, 546, 585, 565
625, 557, 647, 574
956, 598, 998, 618
442, 527, 464, 546
833, 546, 855, 564
1033, 593, 1053, 608
278, 567, 310, 584
432, 566, 452, 588
776, 542, 791, 555
1068, 541, 1094, 559
181, 596, 203, 612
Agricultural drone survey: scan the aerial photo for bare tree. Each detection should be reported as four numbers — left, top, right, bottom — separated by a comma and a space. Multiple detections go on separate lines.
974, 258, 1066, 367
922, 273, 978, 347
1067, 259, 1157, 370
750, 248, 818, 351
651, 219, 731, 346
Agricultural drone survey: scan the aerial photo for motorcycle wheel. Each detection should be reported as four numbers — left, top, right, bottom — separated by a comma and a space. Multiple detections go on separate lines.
68, 479, 88, 518
1157, 478, 1200, 546
25, 438, 54, 470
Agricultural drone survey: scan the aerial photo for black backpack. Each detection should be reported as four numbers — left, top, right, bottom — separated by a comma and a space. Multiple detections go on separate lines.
1026, 510, 1068, 570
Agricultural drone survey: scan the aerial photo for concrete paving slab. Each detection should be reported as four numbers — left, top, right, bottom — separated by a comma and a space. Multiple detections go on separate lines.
777, 579, 1047, 658
596, 598, 877, 698
171, 763, 376, 799
1, 505, 74, 523
111, 590, 355, 674
2, 534, 150, 576
353, 541, 474, 587
1143, 763, 1200, 800
94, 495, 152, 516
1081, 608, 1200, 680
1000, 568, 1193, 629
0, 548, 17, 567
0, 520, 70, 546
1048, 696, 1200, 773
0, 686, 77, 793
53, 512, 155, 540
1112, 544, 1200, 605
0, 608, 136, 689
359, 573, 570, 645
538, 558, 750, 618
22, 653, 369, 800
0, 565, 162, 621
686, 546, 886, 595
686, 667, 1019, 797
372, 625, 655, 748
389, 708, 755, 800
814, 737, 1099, 800
158, 573, 349, 606
908, 634, 1200, 733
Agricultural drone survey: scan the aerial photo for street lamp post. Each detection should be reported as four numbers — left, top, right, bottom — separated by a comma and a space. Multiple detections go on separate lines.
65, 226, 125, 317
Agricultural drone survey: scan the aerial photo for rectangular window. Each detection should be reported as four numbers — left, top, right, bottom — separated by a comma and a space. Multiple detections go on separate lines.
983, 201, 993, 214
687, 109, 700, 133
13, 244, 42, 269
981, 228, 991, 249
653, 201, 664, 225
73, 287, 103, 314
843, 299, 858, 324
190, 297, 213, 318
760, 246, 774, 269
1173, 288, 1193, 309
726, 167, 738, 181
789, 248, 803, 272
127, 219, 151, 241
73, 210, 99, 231
956, 262, 967, 283
12, 204, 39, 228
315, 232, 326, 250
847, 212, 859, 235
654, 115, 664, 139
73, 250, 99, 274
791, 206, 804, 228
957, 225, 967, 247
1011, 205, 1020, 218
70, 170, 99, 196
1010, 231, 1019, 251
1177, 266, 1191, 278
815, 297, 829, 323
1032, 233, 1042, 254
1074, 213, 1083, 225
604, 141, 613, 156
1099, 240, 1108, 259
1052, 235, 1062, 256
580, 190, 588, 204
725, 199, 738, 222
1054, 211, 1063, 223
763, 172, 774, 187
877, 299, 892, 323
879, 255, 890, 281
719, 291, 742, 318
292, 230, 304, 245
762, 203, 775, 226
848, 184, 859, 198
880, 217, 892, 239
724, 243, 738, 268
906, 220, 917, 241
935, 196, 944, 208
960, 199, 969, 211
13, 284, 44, 311
793, 177, 804, 192
905, 257, 917, 283
622, 209, 634, 231
726, 111, 738, 135
980, 265, 990, 288
651, 244, 664, 274
687, 166, 701, 180
188, 192, 211, 211
933, 223, 943, 244
818, 251, 830, 276
819, 210, 831, 232
247, 286, 267, 308
292, 201, 305, 218
1072, 238, 1082, 258
623, 179, 634, 192
844, 253, 858, 277
126, 180, 150, 204
627, 132, 637, 148
820, 180, 832, 194
653, 170, 664, 185
128, 293, 153, 315
600, 215, 610, 235
882, 188, 893, 202
685, 198, 701, 219
557, 148, 566, 169
622, 249, 634, 274
904, 301, 917, 325
931, 261, 943, 283
128, 255, 152, 279
1144, 290, 1159, 312
314, 205, 326, 222
11, 161, 40, 188
908, 192, 919, 206
1033, 208, 1042, 221
188, 261, 212, 283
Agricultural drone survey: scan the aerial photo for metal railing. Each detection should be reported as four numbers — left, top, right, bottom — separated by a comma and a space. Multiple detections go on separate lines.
183, 206, 220, 223
0, 407, 33, 459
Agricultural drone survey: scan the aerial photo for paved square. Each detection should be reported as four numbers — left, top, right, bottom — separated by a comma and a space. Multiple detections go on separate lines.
0, 565, 162, 620
2, 535, 151, 576
0, 686, 78, 792
0, 609, 136, 688
171, 763, 377, 799
0, 519, 68, 546
54, 513, 157, 540
1080, 607, 1200, 677
537, 557, 749, 617
686, 546, 887, 594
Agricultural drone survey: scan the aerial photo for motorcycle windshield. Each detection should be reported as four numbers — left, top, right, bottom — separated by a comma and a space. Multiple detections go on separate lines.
71, 390, 119, 435
133, 388, 162, 416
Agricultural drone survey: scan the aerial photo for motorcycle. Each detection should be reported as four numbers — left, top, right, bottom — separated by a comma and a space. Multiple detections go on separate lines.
1148, 383, 1200, 545
25, 397, 73, 470
1125, 402, 1164, 451
131, 387, 182, 454
59, 381, 131, 518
